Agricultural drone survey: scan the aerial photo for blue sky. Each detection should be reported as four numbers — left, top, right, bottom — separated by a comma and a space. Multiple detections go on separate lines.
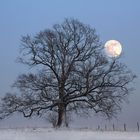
0, 0, 140, 129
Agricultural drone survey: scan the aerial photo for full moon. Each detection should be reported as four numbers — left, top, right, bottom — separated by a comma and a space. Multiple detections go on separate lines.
104, 40, 122, 57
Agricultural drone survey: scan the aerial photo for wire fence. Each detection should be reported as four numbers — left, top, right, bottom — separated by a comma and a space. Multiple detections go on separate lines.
96, 122, 140, 132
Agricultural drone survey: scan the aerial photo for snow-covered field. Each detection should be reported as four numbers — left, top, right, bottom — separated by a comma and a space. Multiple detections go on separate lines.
0, 128, 139, 140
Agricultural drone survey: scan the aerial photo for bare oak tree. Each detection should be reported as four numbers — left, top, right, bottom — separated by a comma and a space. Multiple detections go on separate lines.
0, 19, 136, 127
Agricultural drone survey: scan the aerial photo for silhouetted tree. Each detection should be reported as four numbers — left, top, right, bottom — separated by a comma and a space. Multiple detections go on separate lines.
0, 18, 136, 127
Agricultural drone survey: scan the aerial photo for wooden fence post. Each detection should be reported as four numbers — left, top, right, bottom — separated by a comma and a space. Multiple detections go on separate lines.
113, 123, 115, 131
137, 122, 139, 132
124, 123, 126, 131
105, 124, 107, 131
97, 125, 100, 131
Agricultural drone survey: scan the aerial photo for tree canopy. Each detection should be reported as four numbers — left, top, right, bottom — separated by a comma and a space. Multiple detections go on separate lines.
0, 19, 136, 127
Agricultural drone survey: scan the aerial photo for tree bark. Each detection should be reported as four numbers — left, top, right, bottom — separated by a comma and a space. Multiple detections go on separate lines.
64, 106, 69, 127
56, 104, 65, 127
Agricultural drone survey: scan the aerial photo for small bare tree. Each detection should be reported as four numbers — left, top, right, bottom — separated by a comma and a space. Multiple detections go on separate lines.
0, 18, 136, 127
47, 112, 57, 128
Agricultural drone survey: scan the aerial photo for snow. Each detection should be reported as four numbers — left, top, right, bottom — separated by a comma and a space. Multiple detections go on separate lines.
0, 128, 139, 140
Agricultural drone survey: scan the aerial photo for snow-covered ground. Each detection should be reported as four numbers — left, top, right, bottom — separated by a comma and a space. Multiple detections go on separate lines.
0, 128, 139, 140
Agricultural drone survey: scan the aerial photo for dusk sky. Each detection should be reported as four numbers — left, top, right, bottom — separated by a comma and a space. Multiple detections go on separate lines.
0, 0, 140, 129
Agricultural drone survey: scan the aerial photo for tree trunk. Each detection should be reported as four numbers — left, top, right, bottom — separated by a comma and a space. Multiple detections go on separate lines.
57, 83, 65, 127
64, 106, 69, 127
56, 104, 64, 127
